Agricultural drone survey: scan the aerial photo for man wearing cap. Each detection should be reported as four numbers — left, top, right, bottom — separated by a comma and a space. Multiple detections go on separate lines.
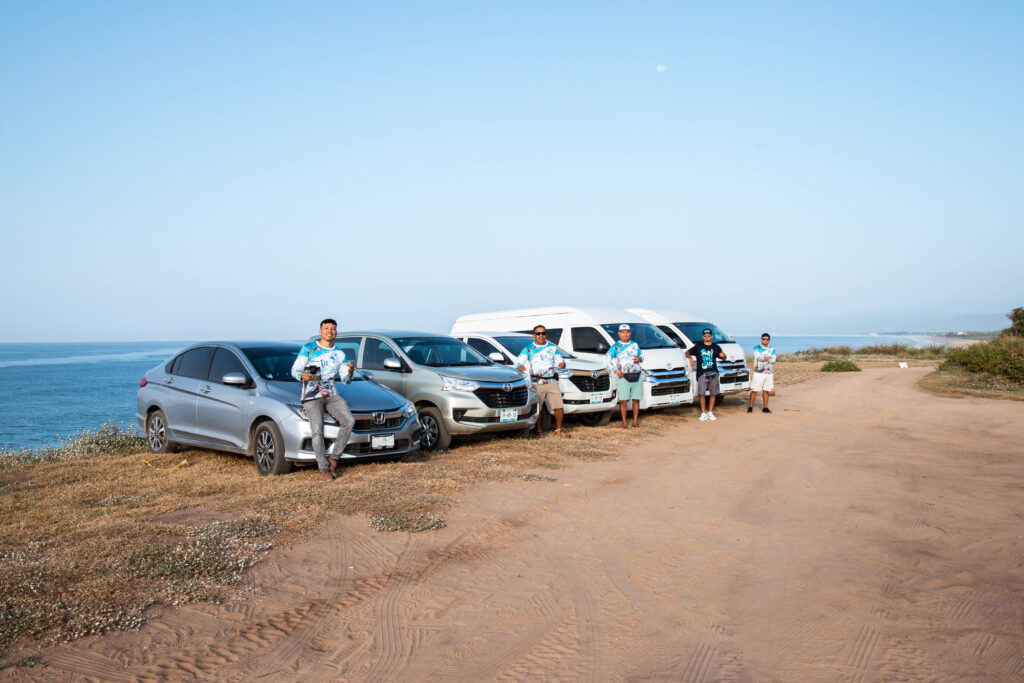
685, 327, 727, 422
516, 325, 571, 438
606, 324, 644, 429
748, 332, 777, 413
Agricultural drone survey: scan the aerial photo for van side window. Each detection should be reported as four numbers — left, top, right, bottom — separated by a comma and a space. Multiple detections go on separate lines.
466, 337, 504, 361
658, 325, 685, 347
177, 346, 215, 380
363, 339, 400, 370
571, 327, 607, 353
209, 348, 249, 384
517, 328, 562, 343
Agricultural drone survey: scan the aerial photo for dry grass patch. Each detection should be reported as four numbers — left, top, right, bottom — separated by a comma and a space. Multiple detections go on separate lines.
0, 398, 747, 659
919, 367, 1024, 401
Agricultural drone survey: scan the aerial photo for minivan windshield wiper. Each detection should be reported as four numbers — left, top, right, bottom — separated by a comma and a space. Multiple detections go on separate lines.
444, 361, 487, 366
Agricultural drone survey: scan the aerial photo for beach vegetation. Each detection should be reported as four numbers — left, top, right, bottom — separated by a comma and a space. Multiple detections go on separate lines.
922, 307, 1024, 399
783, 343, 948, 361
821, 360, 861, 372
0, 422, 144, 469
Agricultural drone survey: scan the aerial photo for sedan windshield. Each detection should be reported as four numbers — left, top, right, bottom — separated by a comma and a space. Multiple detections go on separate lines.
599, 324, 676, 349
675, 323, 734, 345
242, 344, 364, 381
495, 336, 575, 359
393, 336, 489, 367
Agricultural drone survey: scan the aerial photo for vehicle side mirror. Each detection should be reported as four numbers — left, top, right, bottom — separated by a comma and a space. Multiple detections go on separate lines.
383, 358, 402, 370
596, 342, 609, 353
488, 352, 505, 363
222, 372, 248, 386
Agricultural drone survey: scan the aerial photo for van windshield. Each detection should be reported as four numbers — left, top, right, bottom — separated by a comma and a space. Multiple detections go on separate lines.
495, 336, 576, 359
600, 324, 676, 349
675, 323, 734, 345
394, 336, 490, 367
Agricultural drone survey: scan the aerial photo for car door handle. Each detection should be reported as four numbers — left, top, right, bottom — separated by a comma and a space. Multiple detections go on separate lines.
199, 385, 212, 394
164, 377, 174, 385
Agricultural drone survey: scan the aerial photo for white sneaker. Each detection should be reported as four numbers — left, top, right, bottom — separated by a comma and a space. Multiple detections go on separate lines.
699, 412, 708, 421
707, 412, 717, 421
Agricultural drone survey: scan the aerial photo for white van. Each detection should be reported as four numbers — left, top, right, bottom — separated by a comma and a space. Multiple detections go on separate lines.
451, 307, 693, 410
627, 308, 751, 396
453, 331, 617, 427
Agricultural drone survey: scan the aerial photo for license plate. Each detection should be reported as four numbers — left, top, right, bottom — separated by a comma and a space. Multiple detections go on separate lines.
735, 385, 745, 392
589, 393, 603, 404
500, 408, 518, 423
669, 393, 683, 405
371, 434, 395, 450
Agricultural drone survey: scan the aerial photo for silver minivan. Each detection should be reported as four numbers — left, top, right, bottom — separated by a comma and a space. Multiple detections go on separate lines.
335, 330, 539, 451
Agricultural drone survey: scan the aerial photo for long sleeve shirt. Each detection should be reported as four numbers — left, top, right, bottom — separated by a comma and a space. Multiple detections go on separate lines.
515, 342, 565, 383
606, 341, 642, 375
752, 344, 777, 374
291, 341, 351, 402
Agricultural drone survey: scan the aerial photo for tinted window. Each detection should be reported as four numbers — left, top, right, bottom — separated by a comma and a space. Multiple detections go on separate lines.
466, 337, 505, 361
167, 354, 183, 374
600, 323, 676, 349
571, 327, 608, 353
209, 348, 249, 384
393, 336, 489, 367
176, 347, 215, 379
496, 336, 575, 360
675, 323, 733, 345
363, 339, 401, 370
515, 328, 562, 343
242, 345, 301, 381
658, 325, 686, 347
334, 336, 362, 364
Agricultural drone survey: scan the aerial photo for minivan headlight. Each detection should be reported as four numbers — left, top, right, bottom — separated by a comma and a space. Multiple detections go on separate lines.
441, 375, 480, 392
287, 403, 338, 425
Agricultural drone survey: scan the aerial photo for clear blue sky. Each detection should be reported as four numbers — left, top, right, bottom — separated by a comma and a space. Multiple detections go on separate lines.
2, 1, 1021, 341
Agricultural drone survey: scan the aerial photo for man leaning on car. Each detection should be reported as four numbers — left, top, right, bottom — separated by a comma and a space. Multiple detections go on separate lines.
291, 318, 356, 481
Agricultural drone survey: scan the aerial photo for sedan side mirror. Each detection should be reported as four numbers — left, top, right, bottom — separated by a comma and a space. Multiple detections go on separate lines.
222, 372, 248, 386
383, 358, 402, 370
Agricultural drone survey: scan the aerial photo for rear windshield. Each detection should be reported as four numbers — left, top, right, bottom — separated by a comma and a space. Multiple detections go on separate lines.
599, 323, 676, 349
495, 336, 575, 359
674, 323, 734, 345
394, 336, 490, 367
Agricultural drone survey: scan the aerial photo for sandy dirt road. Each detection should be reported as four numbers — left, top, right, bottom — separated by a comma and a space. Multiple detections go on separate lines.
12, 367, 1024, 681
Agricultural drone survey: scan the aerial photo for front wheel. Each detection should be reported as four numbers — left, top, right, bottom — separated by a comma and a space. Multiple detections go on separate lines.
146, 409, 177, 453
252, 421, 292, 476
579, 410, 613, 427
417, 407, 451, 452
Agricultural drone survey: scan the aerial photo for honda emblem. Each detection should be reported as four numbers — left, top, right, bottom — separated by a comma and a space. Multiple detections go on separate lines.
372, 412, 385, 425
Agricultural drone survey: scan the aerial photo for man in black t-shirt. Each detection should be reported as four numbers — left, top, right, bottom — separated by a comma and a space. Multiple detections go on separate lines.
685, 328, 726, 422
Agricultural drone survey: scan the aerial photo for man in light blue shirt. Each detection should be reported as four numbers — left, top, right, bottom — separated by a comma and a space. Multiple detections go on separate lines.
748, 333, 777, 414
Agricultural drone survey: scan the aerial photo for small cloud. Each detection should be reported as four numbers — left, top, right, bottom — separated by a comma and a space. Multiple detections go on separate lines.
656, 64, 666, 73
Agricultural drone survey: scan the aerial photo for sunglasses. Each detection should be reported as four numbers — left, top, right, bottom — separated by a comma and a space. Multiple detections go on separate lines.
533, 331, 547, 336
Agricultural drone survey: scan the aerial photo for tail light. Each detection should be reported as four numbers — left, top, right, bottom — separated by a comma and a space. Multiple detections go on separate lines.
139, 377, 147, 387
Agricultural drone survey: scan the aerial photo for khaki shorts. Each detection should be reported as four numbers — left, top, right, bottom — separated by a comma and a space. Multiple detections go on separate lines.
751, 372, 774, 392
533, 381, 564, 410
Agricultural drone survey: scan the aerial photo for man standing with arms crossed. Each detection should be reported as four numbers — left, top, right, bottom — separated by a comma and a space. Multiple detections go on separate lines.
291, 318, 356, 481
516, 325, 571, 438
607, 324, 644, 429
686, 328, 727, 422
748, 332, 777, 413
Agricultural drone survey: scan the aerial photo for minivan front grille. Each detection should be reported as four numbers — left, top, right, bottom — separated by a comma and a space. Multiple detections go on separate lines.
569, 374, 610, 392
651, 380, 690, 396
474, 384, 528, 408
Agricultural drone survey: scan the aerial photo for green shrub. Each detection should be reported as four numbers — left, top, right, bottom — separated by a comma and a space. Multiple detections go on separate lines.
941, 336, 1024, 384
821, 360, 861, 372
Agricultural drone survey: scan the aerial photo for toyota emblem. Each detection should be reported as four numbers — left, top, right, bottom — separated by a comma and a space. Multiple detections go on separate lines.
502, 383, 513, 392
666, 362, 673, 370
592, 372, 598, 379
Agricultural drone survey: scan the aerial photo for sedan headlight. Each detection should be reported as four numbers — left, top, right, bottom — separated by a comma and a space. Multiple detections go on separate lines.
287, 403, 338, 425
441, 375, 480, 392
403, 401, 417, 418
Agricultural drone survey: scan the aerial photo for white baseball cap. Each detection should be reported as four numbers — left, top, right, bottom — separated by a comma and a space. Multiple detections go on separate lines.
618, 324, 630, 331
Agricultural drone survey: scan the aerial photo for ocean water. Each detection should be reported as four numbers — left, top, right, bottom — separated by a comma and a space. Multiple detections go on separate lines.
0, 334, 938, 450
